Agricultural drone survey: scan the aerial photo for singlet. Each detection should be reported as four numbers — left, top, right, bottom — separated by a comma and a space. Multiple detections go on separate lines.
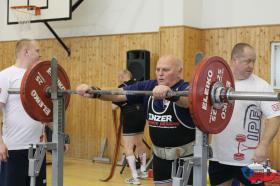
124, 79, 195, 147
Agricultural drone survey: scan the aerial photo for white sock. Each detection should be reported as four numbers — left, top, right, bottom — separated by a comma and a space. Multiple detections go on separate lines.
139, 152, 146, 172
126, 155, 138, 178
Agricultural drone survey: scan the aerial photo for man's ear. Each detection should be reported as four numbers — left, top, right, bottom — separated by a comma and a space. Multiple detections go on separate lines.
178, 67, 183, 78
178, 67, 182, 73
230, 58, 237, 65
24, 48, 29, 56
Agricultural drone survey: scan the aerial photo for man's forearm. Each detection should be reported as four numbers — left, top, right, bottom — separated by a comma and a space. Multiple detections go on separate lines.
259, 116, 280, 146
0, 121, 4, 144
95, 88, 127, 102
176, 97, 189, 108
0, 108, 3, 143
99, 94, 127, 102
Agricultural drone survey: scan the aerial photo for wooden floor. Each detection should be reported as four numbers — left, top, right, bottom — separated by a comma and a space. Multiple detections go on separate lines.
46, 158, 154, 186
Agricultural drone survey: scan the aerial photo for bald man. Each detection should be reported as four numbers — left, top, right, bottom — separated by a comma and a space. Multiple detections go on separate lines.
76, 55, 195, 186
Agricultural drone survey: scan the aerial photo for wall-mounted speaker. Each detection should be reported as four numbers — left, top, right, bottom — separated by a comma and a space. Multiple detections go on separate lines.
127, 50, 150, 81
195, 51, 204, 65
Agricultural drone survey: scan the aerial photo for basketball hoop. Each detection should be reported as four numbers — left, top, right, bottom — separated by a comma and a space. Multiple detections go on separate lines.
10, 5, 41, 33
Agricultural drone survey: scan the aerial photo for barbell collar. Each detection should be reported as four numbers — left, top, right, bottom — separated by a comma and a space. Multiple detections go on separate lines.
210, 81, 229, 109
227, 90, 280, 101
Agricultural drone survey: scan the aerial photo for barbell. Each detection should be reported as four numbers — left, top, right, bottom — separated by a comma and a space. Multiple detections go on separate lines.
7, 56, 280, 134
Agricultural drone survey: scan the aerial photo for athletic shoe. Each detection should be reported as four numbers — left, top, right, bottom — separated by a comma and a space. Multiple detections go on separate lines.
139, 171, 148, 179
124, 177, 141, 185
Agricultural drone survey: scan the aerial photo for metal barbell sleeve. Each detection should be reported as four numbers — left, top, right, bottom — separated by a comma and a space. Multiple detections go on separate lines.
227, 90, 280, 101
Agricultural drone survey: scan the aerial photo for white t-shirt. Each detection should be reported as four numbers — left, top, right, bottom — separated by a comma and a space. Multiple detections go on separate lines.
0, 65, 44, 150
211, 74, 280, 166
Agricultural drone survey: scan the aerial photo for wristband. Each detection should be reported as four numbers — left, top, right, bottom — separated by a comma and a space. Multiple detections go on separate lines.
91, 86, 101, 99
166, 96, 180, 102
64, 134, 70, 144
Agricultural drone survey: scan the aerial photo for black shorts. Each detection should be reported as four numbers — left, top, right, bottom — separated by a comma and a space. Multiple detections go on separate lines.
121, 105, 146, 135
0, 149, 46, 186
152, 155, 193, 184
208, 161, 265, 186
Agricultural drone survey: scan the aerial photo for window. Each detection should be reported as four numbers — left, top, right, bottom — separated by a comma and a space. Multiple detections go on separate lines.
270, 42, 280, 89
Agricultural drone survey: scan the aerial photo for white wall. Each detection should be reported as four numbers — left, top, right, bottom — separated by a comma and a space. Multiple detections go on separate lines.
160, 0, 184, 26
183, 0, 203, 28
1, 0, 186, 41
1, 0, 162, 41
201, 0, 280, 28
53, 0, 162, 36
1, 0, 280, 41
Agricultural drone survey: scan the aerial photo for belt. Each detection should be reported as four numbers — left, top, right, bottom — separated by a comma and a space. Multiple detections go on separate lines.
152, 142, 194, 160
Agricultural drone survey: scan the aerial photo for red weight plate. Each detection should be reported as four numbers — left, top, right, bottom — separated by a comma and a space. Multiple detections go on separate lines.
189, 56, 235, 134
20, 61, 71, 122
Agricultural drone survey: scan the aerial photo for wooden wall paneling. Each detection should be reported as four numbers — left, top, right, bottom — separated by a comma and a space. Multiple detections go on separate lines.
159, 26, 204, 81
159, 26, 185, 60
119, 33, 160, 79
203, 27, 271, 81
217, 29, 229, 59
262, 27, 272, 82
203, 29, 216, 58
0, 41, 16, 70
183, 27, 203, 80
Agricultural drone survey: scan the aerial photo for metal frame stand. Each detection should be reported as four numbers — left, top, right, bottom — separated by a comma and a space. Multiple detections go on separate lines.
145, 153, 153, 170
51, 58, 66, 186
172, 129, 211, 186
119, 154, 128, 174
29, 142, 57, 186
28, 144, 46, 186
92, 138, 110, 163
28, 58, 66, 186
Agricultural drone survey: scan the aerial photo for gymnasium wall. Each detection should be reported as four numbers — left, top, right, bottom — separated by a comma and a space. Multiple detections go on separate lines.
201, 0, 280, 28
0, 25, 280, 169
3, 0, 280, 41
0, 0, 201, 41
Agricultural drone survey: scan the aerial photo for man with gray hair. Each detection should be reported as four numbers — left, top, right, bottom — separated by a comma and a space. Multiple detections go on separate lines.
76, 55, 196, 186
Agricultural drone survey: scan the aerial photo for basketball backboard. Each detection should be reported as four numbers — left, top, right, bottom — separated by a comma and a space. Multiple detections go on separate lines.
7, 0, 72, 24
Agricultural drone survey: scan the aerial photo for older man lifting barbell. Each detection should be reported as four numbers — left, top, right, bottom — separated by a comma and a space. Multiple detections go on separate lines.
76, 55, 196, 186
